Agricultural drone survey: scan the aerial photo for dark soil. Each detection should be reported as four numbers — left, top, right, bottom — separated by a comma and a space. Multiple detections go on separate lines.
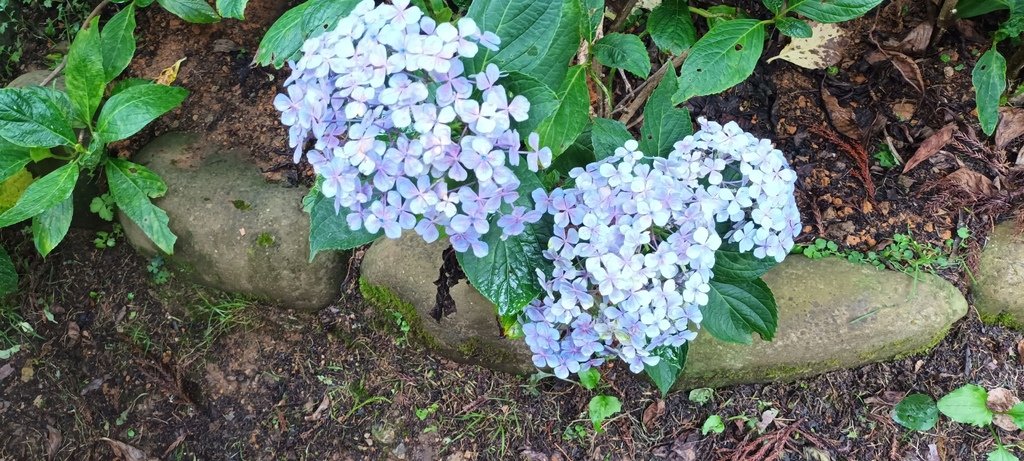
2, 0, 1023, 460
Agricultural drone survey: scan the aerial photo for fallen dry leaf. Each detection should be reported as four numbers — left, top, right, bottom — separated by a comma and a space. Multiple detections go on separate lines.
304, 393, 330, 421
769, 22, 850, 69
934, 167, 996, 196
642, 399, 665, 429
803, 447, 833, 461
99, 438, 156, 461
996, 107, 1024, 149
899, 22, 934, 54
20, 364, 33, 383
46, 425, 61, 461
987, 388, 1019, 413
756, 408, 779, 432
904, 123, 957, 173
892, 101, 916, 121
670, 433, 699, 461
155, 58, 186, 86
821, 86, 861, 140
1018, 338, 1024, 365
0, 363, 13, 382
867, 50, 926, 93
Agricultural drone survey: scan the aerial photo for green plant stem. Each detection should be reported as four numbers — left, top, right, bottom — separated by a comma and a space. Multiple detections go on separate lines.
40, 0, 113, 87
688, 7, 727, 19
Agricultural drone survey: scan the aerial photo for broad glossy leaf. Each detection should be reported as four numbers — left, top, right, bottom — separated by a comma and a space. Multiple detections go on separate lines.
106, 158, 176, 254
762, 0, 784, 14
550, 124, 596, 169
578, 367, 600, 390
456, 165, 552, 320
955, 0, 1010, 18
0, 162, 78, 227
788, 0, 884, 23
0, 139, 31, 184
101, 5, 136, 83
973, 49, 1006, 136
254, 0, 361, 68
673, 19, 765, 102
216, 0, 247, 19
95, 83, 187, 142
775, 17, 813, 38
0, 246, 16, 296
700, 277, 777, 344
157, 0, 220, 23
583, 0, 604, 41
536, 65, 590, 158
644, 344, 688, 397
1010, 402, 1024, 430
712, 243, 777, 282
467, 0, 582, 89
892, 393, 938, 431
588, 395, 621, 431
32, 195, 73, 257
593, 33, 651, 78
0, 87, 76, 148
640, 66, 692, 157
304, 186, 381, 261
65, 17, 105, 123
937, 384, 993, 427
591, 118, 632, 158
501, 72, 559, 134
647, 0, 697, 55
987, 447, 1019, 461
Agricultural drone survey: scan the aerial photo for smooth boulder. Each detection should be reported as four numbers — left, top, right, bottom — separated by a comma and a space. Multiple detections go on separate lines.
120, 133, 347, 310
974, 222, 1024, 329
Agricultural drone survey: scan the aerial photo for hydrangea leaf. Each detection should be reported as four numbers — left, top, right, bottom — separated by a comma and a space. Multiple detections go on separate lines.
937, 384, 993, 427
588, 395, 621, 431
216, 0, 248, 19
156, 0, 220, 23
456, 165, 552, 321
1009, 402, 1024, 430
593, 33, 651, 78
955, 0, 1009, 18
0, 246, 16, 296
973, 49, 1007, 136
0, 162, 78, 228
712, 243, 778, 282
501, 72, 559, 134
987, 447, 1019, 461
762, 0, 784, 14
673, 19, 765, 103
583, 0, 605, 42
640, 66, 692, 157
0, 87, 76, 148
774, 17, 813, 38
65, 17, 105, 124
31, 196, 73, 257
106, 158, 176, 254
536, 65, 591, 158
255, 0, 361, 68
467, 0, 582, 90
590, 118, 632, 159
578, 367, 600, 390
892, 393, 939, 431
304, 186, 381, 261
100, 4, 136, 83
647, 0, 697, 55
644, 343, 688, 397
95, 83, 188, 143
787, 0, 884, 23
701, 277, 778, 344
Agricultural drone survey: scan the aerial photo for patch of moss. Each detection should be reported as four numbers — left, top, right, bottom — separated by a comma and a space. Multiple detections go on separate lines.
456, 337, 480, 358
255, 232, 275, 248
979, 310, 1024, 331
358, 278, 437, 349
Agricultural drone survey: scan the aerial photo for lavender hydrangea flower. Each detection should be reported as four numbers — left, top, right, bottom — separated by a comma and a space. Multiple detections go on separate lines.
521, 121, 801, 379
276, 0, 548, 257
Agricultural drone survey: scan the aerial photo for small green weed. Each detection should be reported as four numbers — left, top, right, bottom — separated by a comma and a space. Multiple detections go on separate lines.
190, 293, 253, 348
147, 256, 170, 284
389, 310, 411, 345
94, 224, 123, 249
90, 193, 115, 221
873, 144, 900, 169
795, 228, 971, 277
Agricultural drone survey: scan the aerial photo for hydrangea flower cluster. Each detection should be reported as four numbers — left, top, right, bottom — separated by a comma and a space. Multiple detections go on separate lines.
274, 0, 551, 256
523, 119, 801, 378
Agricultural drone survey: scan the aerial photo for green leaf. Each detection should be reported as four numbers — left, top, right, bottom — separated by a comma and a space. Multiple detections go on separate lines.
0, 140, 31, 184
701, 277, 778, 344
136, 0, 156, 6
988, 447, 1020, 461
66, 17, 105, 123
644, 344, 688, 397
101, 4, 136, 83
937, 384, 993, 427
593, 33, 651, 78
1008, 402, 1024, 430
216, 0, 247, 19
689, 387, 713, 404
0, 162, 78, 227
578, 368, 600, 390
0, 246, 17, 296
775, 17, 813, 38
673, 19, 765, 103
712, 243, 778, 282
156, 0, 220, 23
106, 158, 176, 254
701, 415, 725, 435
955, 0, 1010, 18
467, 0, 583, 89
32, 195, 73, 257
254, 0, 361, 68
972, 49, 1006, 136
892, 393, 938, 431
0, 87, 76, 148
762, 0, 784, 14
787, 0, 884, 23
588, 395, 621, 432
647, 0, 697, 55
536, 65, 591, 158
304, 186, 381, 260
456, 165, 552, 321
590, 118, 632, 158
501, 72, 559, 134
640, 66, 692, 157
583, 0, 604, 42
95, 83, 188, 142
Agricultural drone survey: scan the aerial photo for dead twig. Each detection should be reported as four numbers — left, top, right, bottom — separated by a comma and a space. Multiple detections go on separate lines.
615, 54, 686, 126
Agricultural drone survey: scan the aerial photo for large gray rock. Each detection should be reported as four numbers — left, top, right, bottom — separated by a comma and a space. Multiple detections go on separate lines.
974, 222, 1024, 329
6, 69, 65, 90
120, 133, 347, 311
361, 235, 968, 387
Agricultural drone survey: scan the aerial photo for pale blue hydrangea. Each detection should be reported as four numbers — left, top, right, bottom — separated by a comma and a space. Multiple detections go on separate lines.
275, 0, 549, 256
523, 119, 801, 379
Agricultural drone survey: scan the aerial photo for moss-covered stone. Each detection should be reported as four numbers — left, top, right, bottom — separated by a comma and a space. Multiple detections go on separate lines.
974, 222, 1024, 329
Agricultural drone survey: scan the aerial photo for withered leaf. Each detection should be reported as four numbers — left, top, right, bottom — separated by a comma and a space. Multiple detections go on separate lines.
46, 425, 62, 461
769, 22, 850, 69
996, 107, 1024, 149
987, 387, 1019, 413
937, 167, 996, 196
821, 86, 862, 140
99, 438, 156, 461
899, 22, 934, 54
904, 123, 957, 173
866, 50, 926, 93
642, 399, 666, 429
